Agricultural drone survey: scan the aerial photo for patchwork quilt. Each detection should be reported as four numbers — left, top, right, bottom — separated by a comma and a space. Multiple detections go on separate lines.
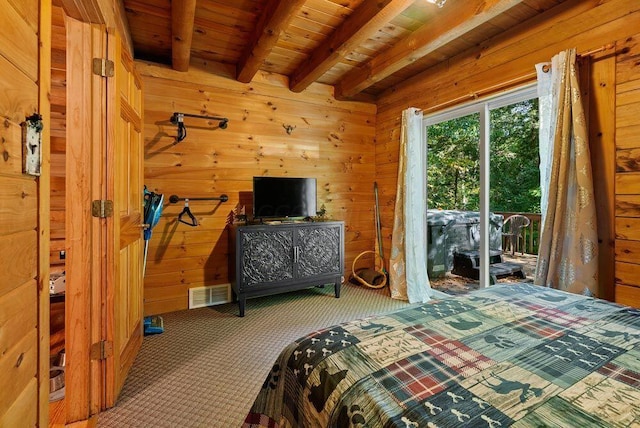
244, 283, 640, 427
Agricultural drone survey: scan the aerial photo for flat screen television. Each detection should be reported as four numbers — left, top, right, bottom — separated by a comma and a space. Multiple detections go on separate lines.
253, 176, 317, 219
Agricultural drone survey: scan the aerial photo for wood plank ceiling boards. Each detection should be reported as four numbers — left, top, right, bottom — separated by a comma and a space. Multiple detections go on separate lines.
122, 0, 564, 99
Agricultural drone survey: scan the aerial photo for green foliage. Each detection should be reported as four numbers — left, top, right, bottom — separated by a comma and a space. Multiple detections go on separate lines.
427, 114, 480, 210
427, 99, 540, 213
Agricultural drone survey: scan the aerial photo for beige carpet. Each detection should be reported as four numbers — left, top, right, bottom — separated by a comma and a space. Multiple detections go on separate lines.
97, 284, 413, 427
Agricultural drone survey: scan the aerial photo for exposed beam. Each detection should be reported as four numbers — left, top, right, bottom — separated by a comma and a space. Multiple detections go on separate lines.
171, 0, 197, 72
236, 0, 306, 83
289, 0, 415, 93
336, 0, 524, 98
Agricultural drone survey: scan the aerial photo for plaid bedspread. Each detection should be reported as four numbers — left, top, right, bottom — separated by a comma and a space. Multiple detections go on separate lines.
244, 283, 640, 427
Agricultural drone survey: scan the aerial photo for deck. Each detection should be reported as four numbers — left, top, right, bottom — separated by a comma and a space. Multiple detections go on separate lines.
430, 252, 537, 295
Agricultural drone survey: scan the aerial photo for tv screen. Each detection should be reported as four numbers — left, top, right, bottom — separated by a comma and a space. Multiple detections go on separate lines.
253, 176, 317, 219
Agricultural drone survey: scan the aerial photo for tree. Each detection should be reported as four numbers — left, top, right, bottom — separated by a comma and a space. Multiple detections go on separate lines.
426, 99, 540, 213
427, 113, 480, 210
489, 99, 540, 213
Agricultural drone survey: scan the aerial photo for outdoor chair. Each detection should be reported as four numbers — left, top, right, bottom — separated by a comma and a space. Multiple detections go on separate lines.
502, 214, 530, 255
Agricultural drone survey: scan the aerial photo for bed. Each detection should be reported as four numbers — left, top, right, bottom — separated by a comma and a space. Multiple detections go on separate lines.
243, 283, 640, 427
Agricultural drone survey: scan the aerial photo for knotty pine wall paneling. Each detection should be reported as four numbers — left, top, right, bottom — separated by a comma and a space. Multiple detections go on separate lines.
375, 0, 640, 302
614, 33, 640, 307
583, 49, 617, 303
0, 0, 48, 425
138, 60, 377, 315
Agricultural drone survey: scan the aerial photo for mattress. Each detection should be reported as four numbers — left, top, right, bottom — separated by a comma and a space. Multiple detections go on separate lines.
244, 283, 640, 427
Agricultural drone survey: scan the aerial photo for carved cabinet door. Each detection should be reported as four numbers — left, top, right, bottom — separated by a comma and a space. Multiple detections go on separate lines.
295, 224, 343, 279
240, 229, 295, 288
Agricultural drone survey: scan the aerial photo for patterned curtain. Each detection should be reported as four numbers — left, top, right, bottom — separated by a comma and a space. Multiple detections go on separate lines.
389, 107, 433, 303
535, 49, 599, 296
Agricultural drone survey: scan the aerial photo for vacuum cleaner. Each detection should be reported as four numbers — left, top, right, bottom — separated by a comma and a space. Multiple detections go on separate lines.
143, 186, 165, 335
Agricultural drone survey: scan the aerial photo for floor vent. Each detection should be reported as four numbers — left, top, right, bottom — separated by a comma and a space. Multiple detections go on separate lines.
188, 284, 231, 309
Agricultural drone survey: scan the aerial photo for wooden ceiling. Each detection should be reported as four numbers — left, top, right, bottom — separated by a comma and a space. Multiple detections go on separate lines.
121, 0, 568, 100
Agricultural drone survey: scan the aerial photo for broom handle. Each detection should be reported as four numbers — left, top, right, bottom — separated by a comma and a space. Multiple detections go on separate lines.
143, 240, 149, 277
374, 182, 385, 267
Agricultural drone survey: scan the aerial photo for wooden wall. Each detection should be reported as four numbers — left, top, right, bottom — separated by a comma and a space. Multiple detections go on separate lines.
614, 34, 640, 307
0, 0, 48, 425
138, 60, 377, 315
375, 0, 640, 302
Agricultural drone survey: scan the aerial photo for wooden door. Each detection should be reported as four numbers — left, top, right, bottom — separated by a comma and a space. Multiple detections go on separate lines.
66, 18, 106, 422
65, 20, 144, 420
104, 29, 145, 407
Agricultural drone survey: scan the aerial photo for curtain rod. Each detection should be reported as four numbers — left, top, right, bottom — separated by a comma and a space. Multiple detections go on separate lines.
425, 74, 535, 114
425, 43, 616, 114
541, 43, 616, 73
580, 43, 616, 58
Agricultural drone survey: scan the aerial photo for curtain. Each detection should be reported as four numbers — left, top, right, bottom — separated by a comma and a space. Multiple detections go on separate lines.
535, 49, 598, 296
389, 107, 433, 303
536, 60, 558, 220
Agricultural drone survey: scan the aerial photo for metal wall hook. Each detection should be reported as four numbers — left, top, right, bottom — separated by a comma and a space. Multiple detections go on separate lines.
283, 124, 296, 135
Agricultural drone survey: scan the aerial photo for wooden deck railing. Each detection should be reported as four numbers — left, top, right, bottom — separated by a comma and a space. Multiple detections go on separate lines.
494, 212, 541, 255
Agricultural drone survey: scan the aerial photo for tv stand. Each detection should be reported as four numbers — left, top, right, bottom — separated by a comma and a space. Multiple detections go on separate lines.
230, 221, 344, 317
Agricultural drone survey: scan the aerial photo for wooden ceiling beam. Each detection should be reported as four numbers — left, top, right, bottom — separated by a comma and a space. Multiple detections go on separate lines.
171, 0, 197, 72
236, 0, 306, 84
336, 0, 525, 98
289, 0, 415, 93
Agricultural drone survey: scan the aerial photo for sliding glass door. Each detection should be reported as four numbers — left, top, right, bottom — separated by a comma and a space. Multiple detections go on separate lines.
425, 85, 540, 288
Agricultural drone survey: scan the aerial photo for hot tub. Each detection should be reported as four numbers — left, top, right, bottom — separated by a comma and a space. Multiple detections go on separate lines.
426, 210, 503, 278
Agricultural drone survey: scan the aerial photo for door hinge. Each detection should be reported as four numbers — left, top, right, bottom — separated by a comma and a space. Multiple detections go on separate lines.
90, 341, 113, 360
92, 200, 114, 218
92, 58, 114, 77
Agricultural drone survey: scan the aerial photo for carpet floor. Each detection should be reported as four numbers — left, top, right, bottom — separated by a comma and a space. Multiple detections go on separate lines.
97, 284, 414, 427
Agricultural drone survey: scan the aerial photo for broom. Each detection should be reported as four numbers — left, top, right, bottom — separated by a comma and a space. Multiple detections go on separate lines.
374, 182, 388, 279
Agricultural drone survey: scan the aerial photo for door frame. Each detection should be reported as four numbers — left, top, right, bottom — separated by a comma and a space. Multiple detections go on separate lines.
38, 1, 52, 426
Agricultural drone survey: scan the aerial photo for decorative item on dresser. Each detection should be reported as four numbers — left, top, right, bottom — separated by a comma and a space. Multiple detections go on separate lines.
230, 221, 344, 317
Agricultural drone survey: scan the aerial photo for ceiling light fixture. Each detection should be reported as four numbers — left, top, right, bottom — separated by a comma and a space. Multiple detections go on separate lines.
426, 0, 446, 7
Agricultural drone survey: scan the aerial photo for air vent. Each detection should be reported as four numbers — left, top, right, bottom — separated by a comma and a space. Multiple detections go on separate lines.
188, 284, 231, 309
